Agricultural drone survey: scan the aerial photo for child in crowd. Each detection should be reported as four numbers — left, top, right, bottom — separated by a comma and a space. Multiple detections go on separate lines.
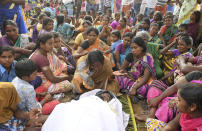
134, 18, 151, 35
105, 30, 122, 54
0, 46, 16, 82
114, 32, 133, 69
149, 23, 161, 44
52, 32, 76, 74
32, 14, 47, 42
12, 59, 60, 115
39, 17, 54, 35
163, 83, 202, 131
110, 12, 121, 30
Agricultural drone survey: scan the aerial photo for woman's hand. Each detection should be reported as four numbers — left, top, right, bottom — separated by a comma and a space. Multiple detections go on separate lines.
148, 96, 162, 108
29, 108, 42, 119
44, 93, 53, 103
129, 88, 137, 96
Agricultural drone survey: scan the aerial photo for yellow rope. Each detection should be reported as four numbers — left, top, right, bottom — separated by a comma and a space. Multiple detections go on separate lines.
127, 95, 137, 131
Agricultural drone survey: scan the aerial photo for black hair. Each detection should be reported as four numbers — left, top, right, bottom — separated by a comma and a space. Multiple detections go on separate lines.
106, 9, 112, 13
46, 3, 50, 7
150, 23, 159, 28
193, 11, 201, 23
52, 32, 60, 38
165, 11, 173, 17
179, 35, 192, 46
137, 13, 144, 19
82, 20, 92, 26
115, 12, 120, 17
56, 14, 65, 27
179, 83, 202, 112
33, 33, 53, 51
103, 15, 110, 21
86, 50, 105, 65
154, 11, 163, 21
15, 59, 38, 79
44, 11, 51, 17
143, 17, 151, 26
131, 37, 147, 53
42, 17, 54, 29
84, 15, 93, 23
123, 32, 133, 39
149, 11, 154, 16
179, 23, 188, 31
111, 30, 121, 40
86, 27, 99, 36
0, 46, 14, 56
164, 15, 173, 21
95, 90, 114, 101
80, 11, 86, 15
2, 20, 18, 33
35, 6, 41, 11
39, 13, 47, 20
121, 17, 127, 23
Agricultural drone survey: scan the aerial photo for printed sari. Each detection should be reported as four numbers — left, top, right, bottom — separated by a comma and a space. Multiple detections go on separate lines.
116, 53, 155, 98
72, 55, 120, 94
30, 51, 73, 93
160, 25, 178, 45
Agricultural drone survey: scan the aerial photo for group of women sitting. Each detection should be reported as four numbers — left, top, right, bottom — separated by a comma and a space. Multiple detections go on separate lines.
0, 6, 202, 131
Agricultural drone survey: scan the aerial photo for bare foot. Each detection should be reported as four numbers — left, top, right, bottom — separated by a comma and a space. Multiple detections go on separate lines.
135, 114, 148, 121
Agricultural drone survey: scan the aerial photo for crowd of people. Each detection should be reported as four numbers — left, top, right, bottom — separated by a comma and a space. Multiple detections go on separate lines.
0, 0, 202, 130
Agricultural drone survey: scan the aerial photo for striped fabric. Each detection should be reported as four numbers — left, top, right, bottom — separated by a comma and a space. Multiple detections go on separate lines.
156, 0, 168, 6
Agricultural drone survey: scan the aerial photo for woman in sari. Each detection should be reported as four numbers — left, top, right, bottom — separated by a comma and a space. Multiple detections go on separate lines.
159, 15, 178, 46
72, 50, 119, 94
74, 27, 111, 59
114, 32, 133, 69
116, 17, 132, 38
30, 33, 73, 93
115, 37, 155, 103
97, 15, 112, 45
0, 20, 34, 60
73, 20, 92, 51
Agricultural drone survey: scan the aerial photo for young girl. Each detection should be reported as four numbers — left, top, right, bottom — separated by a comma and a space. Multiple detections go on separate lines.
32, 13, 47, 42
39, 17, 54, 35
110, 12, 120, 30
53, 14, 74, 43
163, 82, 202, 131
0, 46, 16, 82
114, 32, 133, 69
105, 30, 122, 54
52, 32, 76, 74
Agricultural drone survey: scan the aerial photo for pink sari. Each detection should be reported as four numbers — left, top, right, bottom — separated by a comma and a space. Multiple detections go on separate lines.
30, 51, 72, 93
180, 113, 202, 131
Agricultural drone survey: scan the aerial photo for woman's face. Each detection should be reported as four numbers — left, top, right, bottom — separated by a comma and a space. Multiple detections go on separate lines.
123, 36, 131, 48
53, 36, 61, 49
142, 21, 149, 29
87, 31, 98, 44
40, 38, 54, 52
45, 21, 54, 31
177, 39, 190, 53
149, 26, 158, 36
111, 34, 119, 42
83, 23, 90, 32
115, 14, 120, 21
119, 19, 126, 27
190, 12, 196, 23
5, 25, 18, 41
102, 17, 109, 25
176, 91, 190, 113
130, 43, 144, 57
153, 13, 159, 21
164, 18, 173, 27
0, 51, 14, 69
89, 61, 103, 76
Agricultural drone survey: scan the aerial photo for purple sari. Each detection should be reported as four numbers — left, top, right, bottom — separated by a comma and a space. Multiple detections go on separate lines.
116, 53, 155, 97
